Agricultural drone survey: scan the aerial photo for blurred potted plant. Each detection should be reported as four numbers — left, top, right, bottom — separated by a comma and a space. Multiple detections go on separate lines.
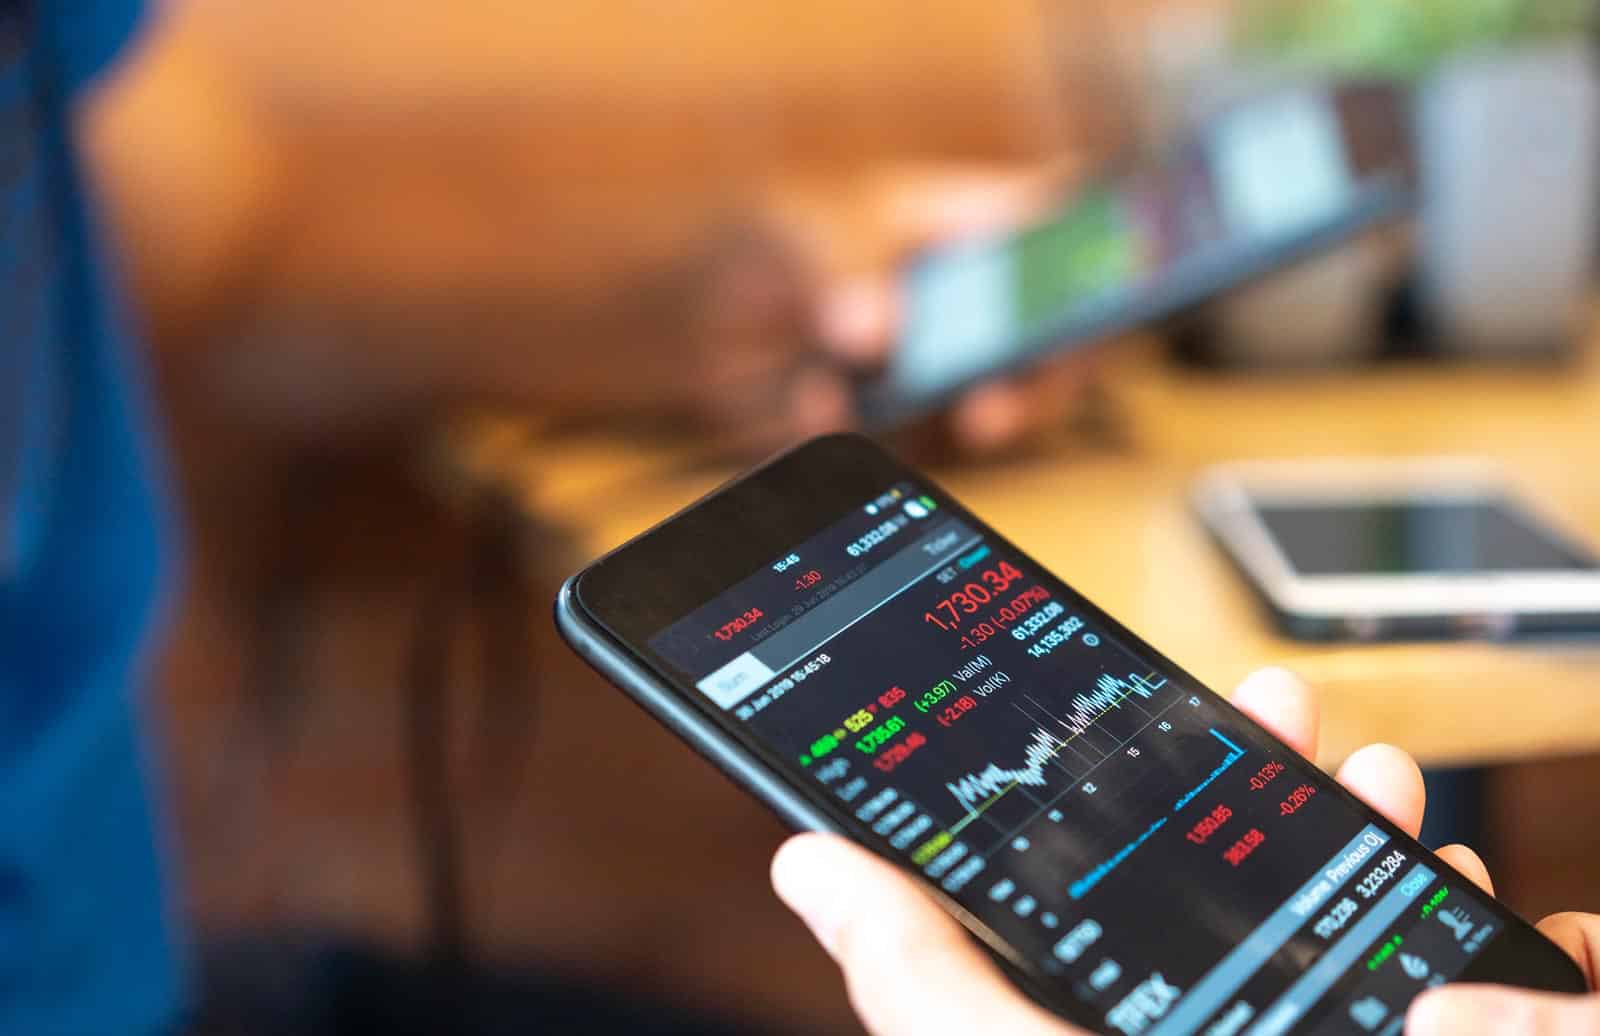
1236, 0, 1600, 358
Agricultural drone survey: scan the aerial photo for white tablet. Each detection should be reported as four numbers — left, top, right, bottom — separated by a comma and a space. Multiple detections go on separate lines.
1193, 458, 1600, 640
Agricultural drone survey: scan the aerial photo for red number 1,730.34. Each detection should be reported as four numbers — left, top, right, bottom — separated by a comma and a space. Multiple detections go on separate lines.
924, 561, 1024, 631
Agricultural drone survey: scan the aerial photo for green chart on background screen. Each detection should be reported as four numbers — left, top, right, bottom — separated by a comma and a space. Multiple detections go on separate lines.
1014, 188, 1139, 333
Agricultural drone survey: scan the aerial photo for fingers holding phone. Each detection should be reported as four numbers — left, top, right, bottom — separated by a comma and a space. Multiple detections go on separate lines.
772, 668, 1595, 1036
773, 833, 1078, 1036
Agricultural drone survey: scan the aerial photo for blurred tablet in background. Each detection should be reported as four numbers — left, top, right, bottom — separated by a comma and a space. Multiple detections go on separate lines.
859, 81, 1414, 426
1194, 458, 1600, 641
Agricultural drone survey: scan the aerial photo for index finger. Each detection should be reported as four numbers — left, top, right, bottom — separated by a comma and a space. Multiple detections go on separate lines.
1228, 666, 1319, 760
1230, 668, 1429, 839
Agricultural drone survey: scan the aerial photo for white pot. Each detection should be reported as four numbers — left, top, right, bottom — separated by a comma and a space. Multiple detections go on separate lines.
1209, 233, 1396, 367
1417, 42, 1600, 357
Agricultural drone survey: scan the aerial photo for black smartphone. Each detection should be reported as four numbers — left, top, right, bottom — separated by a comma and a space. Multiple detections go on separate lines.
555, 435, 1584, 1035
859, 82, 1414, 427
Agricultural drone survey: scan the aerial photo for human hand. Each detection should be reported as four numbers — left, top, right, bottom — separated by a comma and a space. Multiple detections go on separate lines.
769, 668, 1519, 1036
780, 161, 1096, 456
1407, 913, 1599, 1034
534, 162, 1092, 457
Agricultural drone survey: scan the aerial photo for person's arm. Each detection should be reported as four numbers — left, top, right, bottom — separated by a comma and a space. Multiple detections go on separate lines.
78, 7, 288, 359
771, 668, 1579, 1036
79, 4, 1095, 452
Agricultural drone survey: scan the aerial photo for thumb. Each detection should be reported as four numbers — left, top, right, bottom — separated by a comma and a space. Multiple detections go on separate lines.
772, 833, 1074, 1036
1407, 985, 1600, 1035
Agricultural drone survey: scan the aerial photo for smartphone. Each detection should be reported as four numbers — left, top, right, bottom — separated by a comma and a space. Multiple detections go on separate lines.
1195, 458, 1600, 641
858, 83, 1414, 427
556, 435, 1584, 1035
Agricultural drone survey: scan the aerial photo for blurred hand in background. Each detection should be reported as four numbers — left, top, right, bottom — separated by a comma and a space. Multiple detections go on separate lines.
775, 162, 1099, 456
522, 161, 1098, 455
86, 0, 1117, 458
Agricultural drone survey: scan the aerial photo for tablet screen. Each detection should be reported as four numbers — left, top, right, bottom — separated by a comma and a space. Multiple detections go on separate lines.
1253, 499, 1597, 577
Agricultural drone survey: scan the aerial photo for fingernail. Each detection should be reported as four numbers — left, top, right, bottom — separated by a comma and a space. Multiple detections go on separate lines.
1407, 990, 1462, 1035
1233, 666, 1308, 700
1407, 987, 1514, 1036
772, 838, 846, 954
956, 386, 1026, 454
819, 281, 889, 358
789, 369, 852, 436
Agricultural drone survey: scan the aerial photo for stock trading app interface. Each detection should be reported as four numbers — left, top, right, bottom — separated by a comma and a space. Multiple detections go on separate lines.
648, 486, 1503, 1036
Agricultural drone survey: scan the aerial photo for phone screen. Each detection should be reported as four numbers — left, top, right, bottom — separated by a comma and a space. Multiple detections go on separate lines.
643, 482, 1506, 1035
887, 87, 1406, 409
1253, 498, 1597, 577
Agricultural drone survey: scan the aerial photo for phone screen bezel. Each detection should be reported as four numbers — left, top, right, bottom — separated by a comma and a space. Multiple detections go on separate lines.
567, 434, 1586, 1024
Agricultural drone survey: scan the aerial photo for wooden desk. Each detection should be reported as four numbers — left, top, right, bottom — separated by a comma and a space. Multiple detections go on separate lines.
454, 334, 1600, 771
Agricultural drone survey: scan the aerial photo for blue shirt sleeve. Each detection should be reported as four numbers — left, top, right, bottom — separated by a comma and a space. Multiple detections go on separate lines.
43, 0, 144, 94
0, 3, 184, 1035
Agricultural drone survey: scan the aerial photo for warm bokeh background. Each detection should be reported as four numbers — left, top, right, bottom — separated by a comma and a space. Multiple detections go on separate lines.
75, 1, 1600, 1031
88, 4, 1150, 1028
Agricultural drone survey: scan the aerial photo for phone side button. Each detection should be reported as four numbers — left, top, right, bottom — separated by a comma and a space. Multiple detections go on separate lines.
1344, 615, 1383, 641
1454, 613, 1517, 640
